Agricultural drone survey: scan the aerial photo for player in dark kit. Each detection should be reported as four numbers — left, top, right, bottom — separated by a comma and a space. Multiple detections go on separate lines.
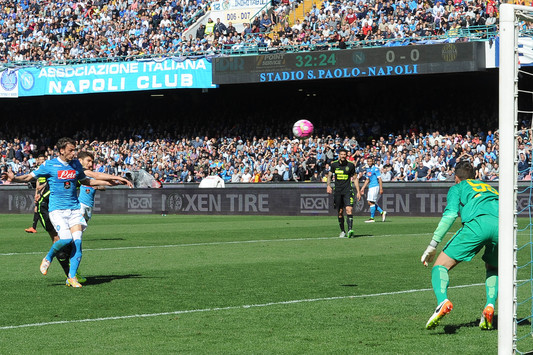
327, 149, 359, 238
25, 155, 46, 233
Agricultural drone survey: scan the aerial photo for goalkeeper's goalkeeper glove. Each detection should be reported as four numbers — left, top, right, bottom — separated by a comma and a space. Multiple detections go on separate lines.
421, 240, 439, 267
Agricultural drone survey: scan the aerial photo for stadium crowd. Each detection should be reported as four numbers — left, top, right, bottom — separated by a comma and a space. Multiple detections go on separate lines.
0, 77, 527, 187
1, 124, 517, 185
0, 0, 501, 64
0, 0, 210, 63
266, 0, 498, 49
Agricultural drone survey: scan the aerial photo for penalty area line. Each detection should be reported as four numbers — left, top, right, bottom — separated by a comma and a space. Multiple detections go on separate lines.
0, 282, 484, 330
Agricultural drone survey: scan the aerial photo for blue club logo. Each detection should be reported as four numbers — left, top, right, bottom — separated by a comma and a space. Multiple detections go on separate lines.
0, 70, 17, 91
19, 71, 34, 91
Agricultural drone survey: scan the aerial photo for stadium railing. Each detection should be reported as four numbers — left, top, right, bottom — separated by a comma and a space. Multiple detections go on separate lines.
250, 2, 272, 28
183, 2, 212, 29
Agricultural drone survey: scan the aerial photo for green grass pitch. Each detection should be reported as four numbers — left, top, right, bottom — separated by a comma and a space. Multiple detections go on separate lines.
0, 214, 501, 354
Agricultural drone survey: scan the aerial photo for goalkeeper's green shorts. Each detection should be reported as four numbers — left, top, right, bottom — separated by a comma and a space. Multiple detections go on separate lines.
442, 215, 498, 267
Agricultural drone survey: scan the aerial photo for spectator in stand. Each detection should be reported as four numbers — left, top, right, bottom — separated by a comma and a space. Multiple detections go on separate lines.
272, 168, 283, 182
381, 164, 393, 182
518, 153, 530, 180
487, 162, 500, 181
214, 18, 227, 35
415, 161, 431, 181
205, 18, 215, 36
241, 167, 253, 182
227, 21, 236, 34
197, 24, 206, 39
260, 14, 273, 33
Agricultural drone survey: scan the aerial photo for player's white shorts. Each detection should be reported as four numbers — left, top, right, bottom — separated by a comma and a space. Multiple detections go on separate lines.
367, 186, 381, 203
49, 209, 87, 240
80, 203, 93, 222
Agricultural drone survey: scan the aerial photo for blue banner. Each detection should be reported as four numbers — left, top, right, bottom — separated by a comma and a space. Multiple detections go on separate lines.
17, 57, 215, 96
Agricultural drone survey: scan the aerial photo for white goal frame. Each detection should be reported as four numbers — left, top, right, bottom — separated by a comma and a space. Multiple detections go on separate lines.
499, 4, 531, 354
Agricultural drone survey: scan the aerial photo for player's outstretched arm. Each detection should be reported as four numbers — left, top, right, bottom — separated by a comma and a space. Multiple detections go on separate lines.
421, 213, 456, 267
1, 170, 36, 184
80, 178, 114, 187
85, 170, 133, 187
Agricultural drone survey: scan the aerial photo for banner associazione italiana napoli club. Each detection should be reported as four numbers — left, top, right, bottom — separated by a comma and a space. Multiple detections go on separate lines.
6, 57, 216, 97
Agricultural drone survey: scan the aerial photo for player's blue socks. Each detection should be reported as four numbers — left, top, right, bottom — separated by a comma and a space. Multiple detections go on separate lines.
485, 269, 498, 307
431, 265, 449, 304
370, 205, 376, 218
69, 238, 83, 279
46, 239, 72, 262
376, 204, 383, 214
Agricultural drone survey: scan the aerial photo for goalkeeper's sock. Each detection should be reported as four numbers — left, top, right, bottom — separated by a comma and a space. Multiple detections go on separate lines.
338, 216, 345, 232
431, 265, 449, 304
485, 269, 498, 308
32, 212, 39, 229
347, 214, 353, 231
376, 204, 383, 214
370, 205, 376, 219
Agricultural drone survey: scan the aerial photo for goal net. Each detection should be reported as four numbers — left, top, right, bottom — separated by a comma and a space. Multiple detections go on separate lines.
500, 4, 533, 354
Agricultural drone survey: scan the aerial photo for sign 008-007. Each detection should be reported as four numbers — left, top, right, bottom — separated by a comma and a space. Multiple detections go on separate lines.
212, 42, 484, 84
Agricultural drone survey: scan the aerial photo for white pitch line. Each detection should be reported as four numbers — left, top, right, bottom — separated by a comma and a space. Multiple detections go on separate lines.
0, 233, 430, 257
0, 282, 484, 330
0, 237, 335, 256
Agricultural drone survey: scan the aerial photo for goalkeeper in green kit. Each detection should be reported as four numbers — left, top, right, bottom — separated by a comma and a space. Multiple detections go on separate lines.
420, 161, 499, 330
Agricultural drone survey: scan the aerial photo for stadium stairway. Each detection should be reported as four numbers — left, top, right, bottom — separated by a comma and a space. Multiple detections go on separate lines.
271, 0, 320, 35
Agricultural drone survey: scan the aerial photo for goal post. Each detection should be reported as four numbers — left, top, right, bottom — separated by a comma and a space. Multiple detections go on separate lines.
499, 4, 533, 354
499, 4, 517, 354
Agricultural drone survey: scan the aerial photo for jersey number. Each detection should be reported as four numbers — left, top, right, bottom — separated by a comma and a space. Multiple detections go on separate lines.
466, 180, 499, 195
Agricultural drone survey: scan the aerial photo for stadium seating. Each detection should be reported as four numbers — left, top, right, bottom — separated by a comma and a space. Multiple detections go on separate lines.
0, 0, 501, 64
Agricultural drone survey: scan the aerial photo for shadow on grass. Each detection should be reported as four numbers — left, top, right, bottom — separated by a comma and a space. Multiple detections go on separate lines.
442, 315, 499, 334
52, 274, 144, 287
443, 321, 480, 334
518, 318, 532, 327
341, 284, 358, 287
83, 274, 144, 286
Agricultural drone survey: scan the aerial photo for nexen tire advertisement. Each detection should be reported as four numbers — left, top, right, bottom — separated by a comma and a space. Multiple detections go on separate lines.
0, 183, 504, 216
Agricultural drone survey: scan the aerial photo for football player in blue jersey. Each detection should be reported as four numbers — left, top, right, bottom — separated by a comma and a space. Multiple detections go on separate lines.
78, 152, 100, 223
77, 150, 132, 221
2, 138, 127, 287
72, 151, 131, 285
359, 156, 387, 223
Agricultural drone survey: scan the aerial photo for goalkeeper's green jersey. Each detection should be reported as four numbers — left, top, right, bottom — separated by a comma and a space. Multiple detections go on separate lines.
432, 179, 499, 243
